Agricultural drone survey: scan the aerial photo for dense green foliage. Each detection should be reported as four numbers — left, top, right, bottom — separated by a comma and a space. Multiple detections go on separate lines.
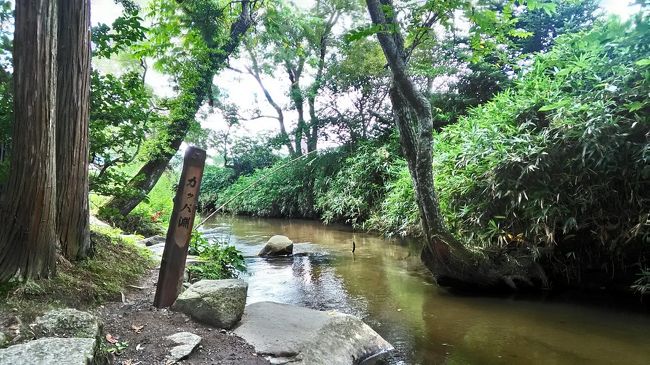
204, 16, 649, 291
204, 141, 402, 227
430, 18, 649, 286
0, 0, 645, 296
90, 70, 159, 196
91, 167, 178, 236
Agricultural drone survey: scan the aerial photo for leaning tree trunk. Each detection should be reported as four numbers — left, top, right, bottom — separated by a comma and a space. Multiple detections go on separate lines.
101, 1, 255, 218
100, 77, 211, 217
366, 0, 545, 291
56, 0, 91, 260
0, 0, 58, 280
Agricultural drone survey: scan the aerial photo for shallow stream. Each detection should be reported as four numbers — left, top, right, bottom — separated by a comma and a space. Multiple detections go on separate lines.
201, 216, 650, 365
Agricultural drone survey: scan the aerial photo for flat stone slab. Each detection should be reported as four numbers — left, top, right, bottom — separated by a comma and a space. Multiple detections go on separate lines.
234, 301, 393, 365
166, 331, 202, 362
32, 308, 100, 339
0, 337, 96, 365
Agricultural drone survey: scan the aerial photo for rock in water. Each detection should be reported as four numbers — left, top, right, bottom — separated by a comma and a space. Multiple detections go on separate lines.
0, 337, 96, 365
32, 309, 101, 339
166, 332, 202, 362
172, 279, 248, 329
258, 235, 294, 257
234, 301, 393, 365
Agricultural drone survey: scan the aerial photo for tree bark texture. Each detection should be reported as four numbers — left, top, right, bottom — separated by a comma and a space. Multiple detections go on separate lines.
56, 0, 91, 260
0, 0, 58, 280
101, 1, 255, 218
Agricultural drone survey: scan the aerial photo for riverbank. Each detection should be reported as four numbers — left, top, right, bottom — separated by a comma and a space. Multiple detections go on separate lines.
0, 222, 269, 364
99, 267, 267, 364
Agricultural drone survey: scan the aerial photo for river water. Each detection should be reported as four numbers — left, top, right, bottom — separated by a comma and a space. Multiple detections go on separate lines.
201, 216, 650, 365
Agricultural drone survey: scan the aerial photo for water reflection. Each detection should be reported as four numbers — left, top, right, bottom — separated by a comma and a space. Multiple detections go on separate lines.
202, 216, 650, 365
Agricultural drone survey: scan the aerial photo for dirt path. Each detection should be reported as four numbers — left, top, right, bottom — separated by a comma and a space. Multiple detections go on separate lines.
98, 268, 269, 365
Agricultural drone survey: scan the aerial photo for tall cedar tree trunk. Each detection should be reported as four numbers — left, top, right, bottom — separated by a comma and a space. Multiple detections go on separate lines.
0, 0, 58, 279
56, 0, 91, 259
101, 1, 255, 218
366, 0, 545, 290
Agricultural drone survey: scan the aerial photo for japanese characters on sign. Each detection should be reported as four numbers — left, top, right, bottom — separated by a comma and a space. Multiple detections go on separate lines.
173, 168, 202, 247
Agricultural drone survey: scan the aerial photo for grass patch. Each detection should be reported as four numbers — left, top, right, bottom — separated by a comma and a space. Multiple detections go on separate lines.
0, 226, 154, 323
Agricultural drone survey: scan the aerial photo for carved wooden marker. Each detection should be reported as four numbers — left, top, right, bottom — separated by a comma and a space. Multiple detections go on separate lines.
153, 146, 206, 308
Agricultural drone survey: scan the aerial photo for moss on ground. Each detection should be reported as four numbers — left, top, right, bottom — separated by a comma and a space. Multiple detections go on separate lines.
0, 225, 154, 324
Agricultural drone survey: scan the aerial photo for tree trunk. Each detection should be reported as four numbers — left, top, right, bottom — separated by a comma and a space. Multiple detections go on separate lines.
101, 1, 255, 219
366, 0, 545, 291
286, 59, 306, 156
56, 0, 91, 260
100, 86, 207, 217
245, 44, 295, 155
306, 54, 323, 152
0, 0, 58, 280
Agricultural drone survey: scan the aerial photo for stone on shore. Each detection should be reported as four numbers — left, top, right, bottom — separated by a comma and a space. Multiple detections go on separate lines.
89, 215, 111, 228
172, 279, 248, 329
0, 337, 97, 365
32, 308, 101, 339
234, 301, 393, 365
138, 235, 166, 247
166, 331, 202, 363
258, 235, 293, 257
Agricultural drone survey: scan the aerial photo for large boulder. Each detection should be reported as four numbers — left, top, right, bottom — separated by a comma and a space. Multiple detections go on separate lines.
172, 279, 248, 329
258, 235, 293, 257
0, 337, 97, 365
32, 309, 101, 339
234, 301, 393, 365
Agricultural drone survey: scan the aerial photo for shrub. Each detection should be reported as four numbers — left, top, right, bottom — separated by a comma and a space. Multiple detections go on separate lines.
315, 143, 395, 225
366, 160, 421, 236
429, 19, 649, 287
198, 165, 235, 211
187, 231, 246, 281
217, 149, 348, 218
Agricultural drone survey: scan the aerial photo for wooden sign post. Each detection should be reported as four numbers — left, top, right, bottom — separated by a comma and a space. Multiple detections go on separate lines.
153, 146, 206, 308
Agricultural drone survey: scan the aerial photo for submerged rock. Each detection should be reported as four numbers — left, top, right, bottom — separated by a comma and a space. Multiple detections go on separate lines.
0, 331, 7, 347
172, 279, 248, 329
0, 337, 96, 365
258, 235, 294, 257
166, 331, 202, 363
32, 308, 101, 339
234, 301, 393, 365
